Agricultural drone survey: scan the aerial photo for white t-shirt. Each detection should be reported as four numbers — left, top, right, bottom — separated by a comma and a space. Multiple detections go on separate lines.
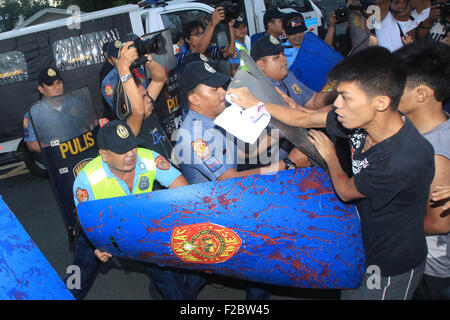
376, 8, 430, 52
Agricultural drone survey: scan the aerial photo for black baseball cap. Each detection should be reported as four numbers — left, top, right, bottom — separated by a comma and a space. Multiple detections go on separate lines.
263, 7, 285, 28
38, 66, 62, 86
106, 39, 123, 59
250, 34, 284, 61
97, 120, 144, 154
180, 61, 231, 94
283, 12, 307, 35
233, 15, 247, 28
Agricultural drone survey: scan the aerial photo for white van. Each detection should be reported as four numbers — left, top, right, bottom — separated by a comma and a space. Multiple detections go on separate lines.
0, 0, 322, 177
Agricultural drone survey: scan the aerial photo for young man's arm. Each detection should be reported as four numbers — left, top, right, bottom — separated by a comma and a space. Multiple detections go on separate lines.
424, 155, 450, 235
308, 129, 366, 202
227, 87, 329, 128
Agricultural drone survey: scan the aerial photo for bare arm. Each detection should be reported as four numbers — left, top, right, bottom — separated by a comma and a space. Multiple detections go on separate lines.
26, 141, 41, 153
168, 174, 189, 188
222, 19, 237, 58
193, 7, 225, 53
227, 87, 328, 128
117, 42, 145, 137
145, 54, 167, 101
424, 155, 450, 235
324, 12, 337, 48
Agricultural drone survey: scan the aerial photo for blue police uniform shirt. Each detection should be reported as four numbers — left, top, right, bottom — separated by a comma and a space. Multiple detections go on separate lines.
73, 150, 181, 206
101, 68, 119, 111
175, 109, 238, 184
284, 40, 300, 69
23, 111, 36, 142
270, 70, 315, 107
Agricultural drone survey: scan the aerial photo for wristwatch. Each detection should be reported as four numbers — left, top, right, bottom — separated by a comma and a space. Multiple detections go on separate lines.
120, 73, 132, 83
284, 157, 297, 170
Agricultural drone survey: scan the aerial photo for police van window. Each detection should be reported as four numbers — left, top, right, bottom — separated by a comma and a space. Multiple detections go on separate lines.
53, 29, 119, 71
161, 10, 212, 45
0, 51, 28, 86
269, 0, 309, 11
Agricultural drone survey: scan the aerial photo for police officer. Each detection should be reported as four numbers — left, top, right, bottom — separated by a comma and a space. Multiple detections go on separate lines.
251, 34, 335, 110
23, 66, 64, 153
70, 120, 206, 300
282, 12, 307, 68
174, 61, 309, 299
250, 7, 285, 45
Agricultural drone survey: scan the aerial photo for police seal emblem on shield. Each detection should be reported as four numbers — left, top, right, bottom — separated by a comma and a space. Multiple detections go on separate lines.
138, 176, 150, 191
204, 63, 216, 73
269, 35, 280, 45
117, 124, 129, 139
47, 68, 56, 77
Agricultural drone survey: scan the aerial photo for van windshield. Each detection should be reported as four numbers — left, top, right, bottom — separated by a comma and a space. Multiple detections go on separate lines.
269, 0, 311, 12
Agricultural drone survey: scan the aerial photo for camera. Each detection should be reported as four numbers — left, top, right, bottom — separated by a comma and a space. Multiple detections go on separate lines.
125, 33, 166, 68
333, 1, 376, 24
219, 1, 240, 24
432, 0, 450, 20
334, 5, 349, 24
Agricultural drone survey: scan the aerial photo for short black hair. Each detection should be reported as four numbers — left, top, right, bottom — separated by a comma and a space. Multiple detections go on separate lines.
394, 40, 450, 102
182, 20, 205, 47
328, 46, 406, 110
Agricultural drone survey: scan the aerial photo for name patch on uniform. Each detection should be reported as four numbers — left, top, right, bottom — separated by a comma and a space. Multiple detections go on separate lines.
204, 156, 222, 173
155, 155, 170, 170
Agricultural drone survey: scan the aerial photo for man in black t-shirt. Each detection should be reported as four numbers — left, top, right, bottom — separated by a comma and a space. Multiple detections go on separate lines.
227, 46, 435, 300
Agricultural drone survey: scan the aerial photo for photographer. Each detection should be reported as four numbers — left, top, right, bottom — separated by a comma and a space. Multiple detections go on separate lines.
415, 0, 449, 42
375, 0, 431, 51
177, 6, 236, 76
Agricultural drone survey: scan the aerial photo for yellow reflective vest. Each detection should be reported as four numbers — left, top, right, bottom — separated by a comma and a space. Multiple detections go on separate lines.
82, 148, 156, 200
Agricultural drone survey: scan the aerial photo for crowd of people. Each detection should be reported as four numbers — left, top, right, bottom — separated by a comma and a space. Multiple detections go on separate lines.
22, 0, 449, 300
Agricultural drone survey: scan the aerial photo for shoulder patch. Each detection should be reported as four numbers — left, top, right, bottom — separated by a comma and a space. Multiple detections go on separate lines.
76, 187, 89, 203
192, 139, 210, 160
155, 155, 170, 170
104, 84, 113, 97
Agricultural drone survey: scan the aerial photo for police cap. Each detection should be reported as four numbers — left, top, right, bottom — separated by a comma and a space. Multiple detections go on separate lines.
180, 61, 230, 94
283, 12, 307, 35
97, 120, 144, 154
250, 34, 284, 61
38, 66, 63, 86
